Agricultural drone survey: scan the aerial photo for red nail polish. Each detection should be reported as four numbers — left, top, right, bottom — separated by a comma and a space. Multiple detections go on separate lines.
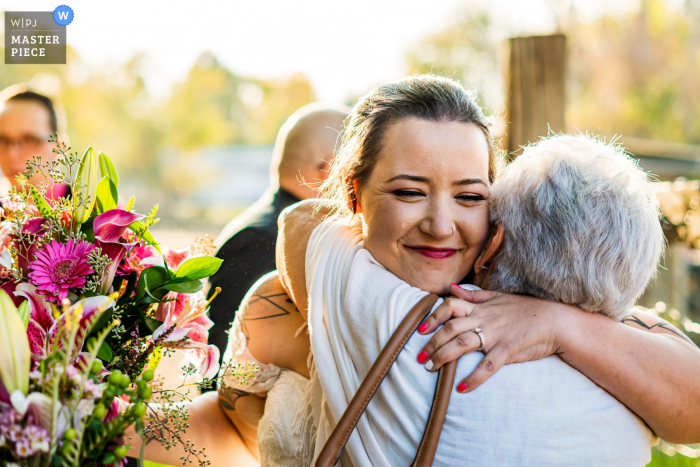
417, 351, 429, 364
418, 322, 428, 333
457, 382, 467, 392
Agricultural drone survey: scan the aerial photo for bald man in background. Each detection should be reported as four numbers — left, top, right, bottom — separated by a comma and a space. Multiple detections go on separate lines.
207, 103, 349, 359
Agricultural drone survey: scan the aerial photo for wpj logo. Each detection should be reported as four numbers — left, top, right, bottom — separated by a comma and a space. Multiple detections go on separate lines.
4, 7, 71, 65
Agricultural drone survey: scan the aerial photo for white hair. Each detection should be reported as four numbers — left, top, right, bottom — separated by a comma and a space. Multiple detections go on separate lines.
488, 135, 664, 321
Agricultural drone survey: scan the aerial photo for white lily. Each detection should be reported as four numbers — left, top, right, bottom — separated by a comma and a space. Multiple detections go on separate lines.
74, 146, 98, 224
10, 390, 53, 432
0, 248, 12, 268
0, 289, 30, 395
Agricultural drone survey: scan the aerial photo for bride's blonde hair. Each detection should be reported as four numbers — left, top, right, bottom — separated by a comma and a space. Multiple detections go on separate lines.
318, 74, 503, 218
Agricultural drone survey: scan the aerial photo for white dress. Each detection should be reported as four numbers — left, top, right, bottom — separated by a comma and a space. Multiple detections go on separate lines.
221, 308, 312, 467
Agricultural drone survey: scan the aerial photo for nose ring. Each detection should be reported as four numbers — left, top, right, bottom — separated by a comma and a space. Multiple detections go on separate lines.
450, 227, 455, 235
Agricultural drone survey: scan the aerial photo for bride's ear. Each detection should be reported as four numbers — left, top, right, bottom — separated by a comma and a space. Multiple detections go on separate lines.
348, 179, 362, 214
474, 223, 504, 273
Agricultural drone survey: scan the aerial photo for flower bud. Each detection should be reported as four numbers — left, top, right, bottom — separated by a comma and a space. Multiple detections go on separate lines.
74, 146, 98, 224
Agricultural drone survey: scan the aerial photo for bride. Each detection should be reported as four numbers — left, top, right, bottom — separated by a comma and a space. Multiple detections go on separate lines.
129, 75, 700, 466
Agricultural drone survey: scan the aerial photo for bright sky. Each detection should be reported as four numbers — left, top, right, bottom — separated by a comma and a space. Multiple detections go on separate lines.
1, 0, 640, 103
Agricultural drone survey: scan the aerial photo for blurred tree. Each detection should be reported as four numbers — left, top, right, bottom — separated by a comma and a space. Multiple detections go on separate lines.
567, 0, 700, 144
404, 4, 502, 111
404, 0, 700, 145
0, 47, 162, 179
164, 51, 315, 150
0, 48, 315, 184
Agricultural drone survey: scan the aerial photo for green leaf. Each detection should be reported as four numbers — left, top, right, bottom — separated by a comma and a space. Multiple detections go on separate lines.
31, 186, 54, 219
80, 215, 96, 243
98, 152, 119, 188
122, 304, 157, 337
135, 266, 168, 302
87, 306, 113, 336
129, 220, 161, 253
18, 301, 30, 329
143, 316, 163, 333
96, 341, 114, 362
116, 271, 138, 307
95, 176, 118, 213
175, 257, 223, 281
162, 280, 204, 294
75, 147, 98, 224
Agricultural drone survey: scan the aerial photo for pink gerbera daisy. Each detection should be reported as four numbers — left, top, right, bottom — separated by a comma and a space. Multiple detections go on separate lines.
28, 239, 96, 303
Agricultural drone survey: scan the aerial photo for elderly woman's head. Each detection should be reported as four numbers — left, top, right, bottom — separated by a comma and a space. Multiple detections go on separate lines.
321, 75, 503, 294
481, 135, 664, 320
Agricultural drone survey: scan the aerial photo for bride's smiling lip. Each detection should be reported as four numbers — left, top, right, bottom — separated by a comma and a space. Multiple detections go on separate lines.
404, 245, 459, 259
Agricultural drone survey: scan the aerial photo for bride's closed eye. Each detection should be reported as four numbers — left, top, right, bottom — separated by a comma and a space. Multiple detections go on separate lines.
456, 193, 486, 202
393, 189, 424, 198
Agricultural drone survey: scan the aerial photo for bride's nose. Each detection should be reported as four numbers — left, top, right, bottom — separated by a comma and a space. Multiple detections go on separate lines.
418, 202, 455, 240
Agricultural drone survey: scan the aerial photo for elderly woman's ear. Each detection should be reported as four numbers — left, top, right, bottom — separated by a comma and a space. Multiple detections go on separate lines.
474, 223, 504, 273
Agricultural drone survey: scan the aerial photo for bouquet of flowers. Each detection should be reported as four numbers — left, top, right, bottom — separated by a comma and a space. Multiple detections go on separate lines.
0, 137, 253, 467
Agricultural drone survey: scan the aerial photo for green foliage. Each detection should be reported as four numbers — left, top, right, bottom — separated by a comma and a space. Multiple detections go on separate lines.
648, 446, 700, 466
31, 186, 55, 219
162, 280, 204, 294
175, 256, 223, 281
95, 176, 118, 213
98, 152, 120, 188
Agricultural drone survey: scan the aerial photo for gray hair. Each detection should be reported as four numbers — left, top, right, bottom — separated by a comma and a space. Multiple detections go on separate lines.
488, 135, 664, 321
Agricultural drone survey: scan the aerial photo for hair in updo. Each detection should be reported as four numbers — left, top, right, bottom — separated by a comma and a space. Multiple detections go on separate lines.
319, 74, 503, 217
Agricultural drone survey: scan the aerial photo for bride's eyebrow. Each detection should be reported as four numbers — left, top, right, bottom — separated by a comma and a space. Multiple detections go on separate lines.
453, 178, 487, 187
385, 174, 429, 183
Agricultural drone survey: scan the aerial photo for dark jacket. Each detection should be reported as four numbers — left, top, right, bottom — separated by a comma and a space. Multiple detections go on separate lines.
207, 188, 300, 360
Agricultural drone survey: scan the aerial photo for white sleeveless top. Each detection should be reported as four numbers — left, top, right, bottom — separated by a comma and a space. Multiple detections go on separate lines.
306, 220, 656, 467
222, 307, 311, 466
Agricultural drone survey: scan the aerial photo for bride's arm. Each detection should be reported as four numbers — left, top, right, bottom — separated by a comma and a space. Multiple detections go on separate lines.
276, 199, 327, 321
125, 391, 259, 466
418, 286, 700, 444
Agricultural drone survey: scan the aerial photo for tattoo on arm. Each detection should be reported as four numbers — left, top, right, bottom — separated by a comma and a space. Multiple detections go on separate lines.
623, 314, 697, 346
240, 292, 298, 339
218, 387, 250, 411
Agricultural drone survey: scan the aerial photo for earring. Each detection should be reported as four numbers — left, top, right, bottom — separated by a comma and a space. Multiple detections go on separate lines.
481, 265, 488, 271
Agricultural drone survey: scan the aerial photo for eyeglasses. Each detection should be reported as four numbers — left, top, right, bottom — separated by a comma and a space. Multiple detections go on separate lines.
0, 135, 49, 152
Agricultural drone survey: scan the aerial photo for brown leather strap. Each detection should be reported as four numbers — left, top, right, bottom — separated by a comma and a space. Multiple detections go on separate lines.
316, 293, 456, 467
413, 359, 457, 466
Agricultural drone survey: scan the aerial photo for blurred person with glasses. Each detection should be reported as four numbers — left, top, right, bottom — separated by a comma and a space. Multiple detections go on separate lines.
0, 88, 69, 198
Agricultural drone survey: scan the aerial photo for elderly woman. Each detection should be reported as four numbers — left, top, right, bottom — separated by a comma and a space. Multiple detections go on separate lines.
129, 75, 700, 466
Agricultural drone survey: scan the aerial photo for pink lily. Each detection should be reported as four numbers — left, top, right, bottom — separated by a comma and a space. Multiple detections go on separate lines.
152, 291, 214, 344
137, 246, 191, 271
20, 284, 115, 364
180, 342, 220, 381
163, 247, 190, 271
119, 243, 160, 276
93, 209, 145, 294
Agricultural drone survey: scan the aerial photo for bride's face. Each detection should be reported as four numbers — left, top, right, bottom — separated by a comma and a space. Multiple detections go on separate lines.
356, 118, 491, 295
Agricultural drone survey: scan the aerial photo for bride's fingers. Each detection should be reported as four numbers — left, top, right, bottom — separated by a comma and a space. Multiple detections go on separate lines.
456, 345, 511, 393
418, 316, 481, 366
419, 297, 476, 334
423, 329, 482, 372
450, 286, 500, 304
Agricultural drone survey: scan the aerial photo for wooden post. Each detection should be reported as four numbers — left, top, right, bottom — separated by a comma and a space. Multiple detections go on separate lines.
506, 34, 566, 157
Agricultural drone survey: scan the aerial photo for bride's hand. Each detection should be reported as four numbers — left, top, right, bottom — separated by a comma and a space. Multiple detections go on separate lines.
417, 284, 575, 393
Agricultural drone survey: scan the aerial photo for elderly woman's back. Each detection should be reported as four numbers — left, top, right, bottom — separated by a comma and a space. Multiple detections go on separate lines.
305, 135, 661, 466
